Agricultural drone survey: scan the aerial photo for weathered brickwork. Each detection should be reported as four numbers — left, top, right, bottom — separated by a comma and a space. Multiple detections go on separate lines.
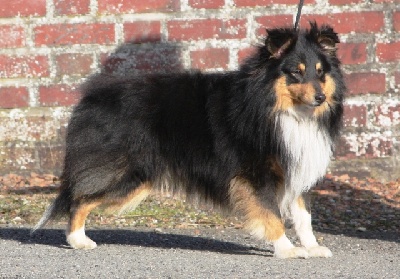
0, 0, 399, 180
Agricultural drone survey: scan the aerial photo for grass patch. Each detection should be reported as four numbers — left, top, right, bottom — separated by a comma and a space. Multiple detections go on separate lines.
0, 192, 239, 229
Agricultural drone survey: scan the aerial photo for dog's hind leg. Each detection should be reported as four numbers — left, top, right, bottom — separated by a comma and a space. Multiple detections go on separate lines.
66, 182, 152, 249
66, 199, 102, 249
229, 177, 309, 259
108, 182, 152, 215
290, 194, 332, 257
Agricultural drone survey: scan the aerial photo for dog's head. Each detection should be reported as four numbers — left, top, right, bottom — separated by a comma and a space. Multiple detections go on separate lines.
265, 22, 343, 116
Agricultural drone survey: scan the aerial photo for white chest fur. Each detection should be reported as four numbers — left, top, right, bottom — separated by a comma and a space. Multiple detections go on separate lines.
277, 109, 332, 210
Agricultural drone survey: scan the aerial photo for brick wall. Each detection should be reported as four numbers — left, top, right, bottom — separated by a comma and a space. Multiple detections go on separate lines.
0, 0, 399, 180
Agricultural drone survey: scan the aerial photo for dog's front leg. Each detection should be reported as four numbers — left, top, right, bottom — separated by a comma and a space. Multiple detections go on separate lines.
229, 177, 309, 259
290, 194, 332, 257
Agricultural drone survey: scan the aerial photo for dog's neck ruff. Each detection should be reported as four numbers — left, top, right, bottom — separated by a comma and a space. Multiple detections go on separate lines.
277, 107, 332, 215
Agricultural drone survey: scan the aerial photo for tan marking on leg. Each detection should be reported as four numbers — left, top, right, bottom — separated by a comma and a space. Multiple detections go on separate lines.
67, 200, 102, 249
229, 177, 285, 241
113, 182, 152, 214
69, 200, 102, 233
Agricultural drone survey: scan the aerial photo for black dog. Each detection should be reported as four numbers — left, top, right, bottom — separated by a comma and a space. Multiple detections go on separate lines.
34, 22, 345, 258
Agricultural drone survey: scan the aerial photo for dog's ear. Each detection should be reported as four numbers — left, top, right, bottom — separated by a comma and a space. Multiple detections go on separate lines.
310, 22, 340, 55
265, 28, 297, 59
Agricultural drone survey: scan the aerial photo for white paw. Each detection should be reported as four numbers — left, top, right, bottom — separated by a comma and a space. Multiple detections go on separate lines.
66, 229, 97, 250
274, 247, 309, 259
307, 246, 332, 258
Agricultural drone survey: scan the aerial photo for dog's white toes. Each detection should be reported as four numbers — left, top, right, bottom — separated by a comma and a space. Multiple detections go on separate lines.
274, 247, 309, 259
66, 231, 97, 249
307, 246, 332, 258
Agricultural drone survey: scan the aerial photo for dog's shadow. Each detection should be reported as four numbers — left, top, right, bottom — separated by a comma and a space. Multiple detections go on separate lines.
0, 227, 272, 256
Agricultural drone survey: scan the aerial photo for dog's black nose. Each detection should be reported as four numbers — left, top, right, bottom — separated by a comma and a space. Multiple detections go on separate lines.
315, 93, 326, 104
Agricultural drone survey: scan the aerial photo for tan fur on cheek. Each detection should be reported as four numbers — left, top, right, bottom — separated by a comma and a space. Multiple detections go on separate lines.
273, 76, 295, 112
274, 76, 314, 111
314, 74, 336, 117
286, 82, 317, 106
274, 76, 317, 110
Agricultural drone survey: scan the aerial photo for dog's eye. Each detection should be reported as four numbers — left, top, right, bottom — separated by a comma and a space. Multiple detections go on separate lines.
290, 70, 303, 78
316, 68, 324, 77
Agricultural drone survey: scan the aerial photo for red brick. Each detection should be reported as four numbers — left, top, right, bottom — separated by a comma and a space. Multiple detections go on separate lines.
0, 113, 69, 142
0, 25, 24, 48
189, 0, 225, 9
345, 73, 386, 95
98, 0, 180, 14
335, 135, 392, 159
0, 87, 29, 108
0, 145, 36, 172
376, 42, 400, 62
301, 12, 384, 33
394, 12, 400, 32
55, 53, 93, 76
337, 43, 367, 65
124, 21, 161, 43
168, 19, 246, 41
238, 47, 257, 65
39, 85, 81, 106
0, 55, 49, 78
395, 72, 400, 87
0, 0, 46, 18
343, 105, 367, 127
329, 0, 363, 4
34, 23, 115, 46
375, 104, 400, 127
255, 15, 293, 36
234, 0, 315, 6
39, 145, 65, 171
190, 48, 229, 70
54, 0, 90, 15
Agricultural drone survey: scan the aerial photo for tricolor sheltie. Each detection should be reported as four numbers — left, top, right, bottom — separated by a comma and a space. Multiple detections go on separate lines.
34, 22, 345, 259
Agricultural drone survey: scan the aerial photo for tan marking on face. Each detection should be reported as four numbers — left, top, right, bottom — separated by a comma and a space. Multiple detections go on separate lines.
274, 76, 320, 110
314, 74, 336, 117
298, 63, 306, 75
229, 177, 285, 241
316, 62, 322, 72
273, 76, 295, 112
292, 82, 317, 106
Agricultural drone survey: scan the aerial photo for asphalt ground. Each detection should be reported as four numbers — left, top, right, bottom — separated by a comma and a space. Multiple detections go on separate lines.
1, 226, 399, 278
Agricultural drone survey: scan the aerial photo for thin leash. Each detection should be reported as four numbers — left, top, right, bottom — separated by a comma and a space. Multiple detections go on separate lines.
294, 0, 304, 31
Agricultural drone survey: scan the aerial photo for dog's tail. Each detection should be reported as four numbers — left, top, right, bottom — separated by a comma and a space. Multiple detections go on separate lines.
31, 187, 72, 233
